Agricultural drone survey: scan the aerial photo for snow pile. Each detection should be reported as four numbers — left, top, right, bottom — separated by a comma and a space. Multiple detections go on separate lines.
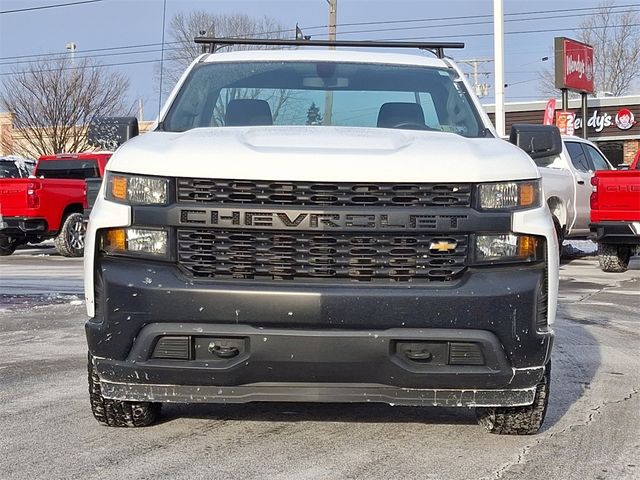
563, 240, 597, 257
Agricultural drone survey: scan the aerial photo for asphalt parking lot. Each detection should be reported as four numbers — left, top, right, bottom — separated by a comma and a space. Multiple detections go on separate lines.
0, 244, 638, 480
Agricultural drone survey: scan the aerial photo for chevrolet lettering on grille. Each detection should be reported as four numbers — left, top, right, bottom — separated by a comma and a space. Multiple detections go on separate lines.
178, 208, 469, 231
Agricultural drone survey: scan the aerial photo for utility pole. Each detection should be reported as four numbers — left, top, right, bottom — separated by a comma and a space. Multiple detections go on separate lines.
493, 0, 505, 136
458, 58, 493, 98
323, 0, 337, 125
327, 0, 337, 47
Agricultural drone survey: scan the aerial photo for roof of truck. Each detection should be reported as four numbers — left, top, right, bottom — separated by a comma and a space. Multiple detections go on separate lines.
199, 48, 451, 69
38, 152, 112, 161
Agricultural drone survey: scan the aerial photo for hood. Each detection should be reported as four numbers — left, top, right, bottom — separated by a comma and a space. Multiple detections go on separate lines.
108, 126, 539, 183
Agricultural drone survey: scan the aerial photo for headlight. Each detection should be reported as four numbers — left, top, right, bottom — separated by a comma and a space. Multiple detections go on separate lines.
105, 172, 169, 205
473, 234, 544, 264
101, 228, 168, 257
477, 180, 541, 210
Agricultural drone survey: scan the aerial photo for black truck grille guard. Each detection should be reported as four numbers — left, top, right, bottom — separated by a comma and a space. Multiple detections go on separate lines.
177, 178, 472, 208
177, 228, 468, 283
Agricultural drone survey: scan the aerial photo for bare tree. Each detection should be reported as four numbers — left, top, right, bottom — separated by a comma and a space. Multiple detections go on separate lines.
579, 1, 640, 95
1, 56, 130, 158
538, 1, 640, 97
159, 11, 289, 96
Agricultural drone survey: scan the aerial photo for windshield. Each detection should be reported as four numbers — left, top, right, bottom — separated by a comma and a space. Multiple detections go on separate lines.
163, 61, 486, 137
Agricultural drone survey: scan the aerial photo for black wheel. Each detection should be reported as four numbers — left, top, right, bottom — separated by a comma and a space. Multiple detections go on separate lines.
598, 243, 631, 273
552, 216, 564, 258
477, 362, 550, 435
88, 352, 161, 427
0, 236, 18, 256
54, 213, 85, 257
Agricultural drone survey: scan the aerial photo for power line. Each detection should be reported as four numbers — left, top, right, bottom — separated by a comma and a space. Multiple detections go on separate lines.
0, 46, 184, 67
0, 58, 162, 77
2, 3, 637, 63
0, 42, 182, 63
0, 0, 105, 15
335, 10, 639, 37
2, 19, 637, 77
1, 11, 638, 77
319, 3, 640, 29
376, 22, 640, 41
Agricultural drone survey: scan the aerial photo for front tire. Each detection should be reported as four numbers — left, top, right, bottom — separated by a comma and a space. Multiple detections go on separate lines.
88, 353, 161, 427
597, 243, 631, 273
0, 236, 18, 256
54, 213, 85, 257
477, 362, 550, 435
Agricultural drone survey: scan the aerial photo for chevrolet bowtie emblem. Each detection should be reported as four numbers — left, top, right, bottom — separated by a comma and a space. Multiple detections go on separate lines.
429, 240, 457, 252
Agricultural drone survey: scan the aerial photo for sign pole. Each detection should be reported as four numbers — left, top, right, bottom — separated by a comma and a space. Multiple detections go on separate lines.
493, 0, 505, 137
561, 89, 568, 112
581, 93, 588, 140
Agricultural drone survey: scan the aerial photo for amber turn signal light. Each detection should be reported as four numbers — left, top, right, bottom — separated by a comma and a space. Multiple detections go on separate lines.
110, 176, 127, 201
517, 235, 538, 258
105, 228, 127, 252
519, 183, 537, 207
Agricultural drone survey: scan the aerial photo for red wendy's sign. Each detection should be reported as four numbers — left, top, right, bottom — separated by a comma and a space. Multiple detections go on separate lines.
554, 37, 594, 93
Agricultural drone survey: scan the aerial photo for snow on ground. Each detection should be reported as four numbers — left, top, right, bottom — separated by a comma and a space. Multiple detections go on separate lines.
564, 240, 597, 256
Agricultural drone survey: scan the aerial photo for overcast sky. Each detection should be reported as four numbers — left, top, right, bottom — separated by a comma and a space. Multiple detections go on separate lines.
1, 0, 638, 120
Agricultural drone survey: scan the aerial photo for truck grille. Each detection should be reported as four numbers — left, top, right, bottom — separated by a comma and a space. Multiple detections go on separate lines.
177, 179, 472, 207
177, 229, 468, 282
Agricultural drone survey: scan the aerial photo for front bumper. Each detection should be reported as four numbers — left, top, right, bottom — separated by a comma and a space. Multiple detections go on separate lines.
101, 381, 538, 407
87, 256, 553, 406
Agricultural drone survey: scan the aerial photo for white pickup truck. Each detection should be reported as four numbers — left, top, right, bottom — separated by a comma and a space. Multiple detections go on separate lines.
84, 38, 560, 434
535, 137, 614, 247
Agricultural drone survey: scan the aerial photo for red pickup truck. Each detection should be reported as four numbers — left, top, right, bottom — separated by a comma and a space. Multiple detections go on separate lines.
0, 152, 111, 256
590, 151, 640, 272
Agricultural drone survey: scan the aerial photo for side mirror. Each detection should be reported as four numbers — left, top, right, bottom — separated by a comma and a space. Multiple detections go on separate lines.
509, 124, 562, 159
87, 117, 139, 150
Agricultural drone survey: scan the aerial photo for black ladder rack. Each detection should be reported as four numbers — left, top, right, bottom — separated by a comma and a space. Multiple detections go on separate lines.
193, 37, 464, 59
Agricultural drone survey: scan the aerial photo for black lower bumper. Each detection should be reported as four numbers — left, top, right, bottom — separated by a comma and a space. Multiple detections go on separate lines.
0, 216, 48, 237
87, 256, 553, 403
100, 380, 538, 407
590, 222, 640, 245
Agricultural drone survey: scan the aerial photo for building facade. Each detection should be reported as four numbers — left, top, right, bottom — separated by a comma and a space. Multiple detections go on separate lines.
0, 112, 154, 158
485, 95, 640, 166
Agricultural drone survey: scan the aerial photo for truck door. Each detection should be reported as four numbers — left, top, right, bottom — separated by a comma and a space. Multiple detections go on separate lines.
565, 141, 593, 235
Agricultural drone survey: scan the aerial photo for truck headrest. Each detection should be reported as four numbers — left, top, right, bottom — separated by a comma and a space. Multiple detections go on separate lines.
225, 99, 273, 126
377, 102, 425, 128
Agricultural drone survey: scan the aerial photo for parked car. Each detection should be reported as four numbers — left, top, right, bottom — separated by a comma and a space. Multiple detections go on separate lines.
530, 136, 614, 249
85, 38, 559, 434
589, 151, 640, 272
0, 152, 111, 256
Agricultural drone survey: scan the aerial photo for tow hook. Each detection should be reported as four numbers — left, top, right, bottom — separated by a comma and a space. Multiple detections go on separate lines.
208, 342, 240, 358
404, 349, 433, 362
